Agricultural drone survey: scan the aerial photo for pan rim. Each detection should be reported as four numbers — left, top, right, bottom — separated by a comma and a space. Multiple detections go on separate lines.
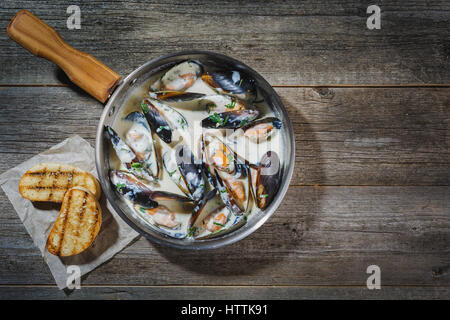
95, 50, 295, 250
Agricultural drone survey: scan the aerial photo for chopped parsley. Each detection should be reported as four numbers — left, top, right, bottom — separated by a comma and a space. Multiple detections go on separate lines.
208, 112, 223, 125
168, 169, 177, 177
141, 102, 149, 114
139, 207, 146, 213
260, 194, 269, 198
156, 125, 170, 133
188, 226, 197, 237
178, 118, 187, 129
238, 79, 243, 87
213, 222, 225, 227
116, 183, 126, 192
239, 119, 247, 127
131, 162, 143, 172
224, 100, 236, 109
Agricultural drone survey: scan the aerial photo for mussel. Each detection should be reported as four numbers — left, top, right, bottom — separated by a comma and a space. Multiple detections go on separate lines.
110, 170, 192, 209
151, 60, 203, 92
163, 145, 205, 201
203, 134, 236, 174
202, 70, 256, 102
251, 151, 281, 209
134, 204, 180, 229
105, 125, 156, 182
124, 111, 160, 178
153, 91, 245, 114
133, 204, 187, 239
141, 98, 190, 144
201, 110, 259, 129
242, 117, 282, 143
189, 189, 247, 239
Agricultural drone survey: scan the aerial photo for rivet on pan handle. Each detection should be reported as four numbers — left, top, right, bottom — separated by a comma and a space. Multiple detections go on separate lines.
6, 10, 121, 103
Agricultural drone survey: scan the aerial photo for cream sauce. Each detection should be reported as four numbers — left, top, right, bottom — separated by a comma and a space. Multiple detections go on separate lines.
109, 64, 285, 240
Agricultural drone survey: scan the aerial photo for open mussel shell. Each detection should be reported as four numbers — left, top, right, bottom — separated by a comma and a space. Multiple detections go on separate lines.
189, 190, 248, 239
216, 167, 252, 214
252, 151, 281, 209
201, 70, 256, 102
110, 170, 158, 209
153, 91, 245, 114
124, 111, 160, 179
141, 98, 172, 143
150, 91, 205, 102
110, 170, 192, 208
214, 168, 244, 215
151, 60, 203, 92
202, 134, 237, 174
142, 98, 190, 145
105, 125, 156, 182
201, 110, 259, 129
163, 145, 205, 202
133, 204, 187, 239
241, 117, 282, 143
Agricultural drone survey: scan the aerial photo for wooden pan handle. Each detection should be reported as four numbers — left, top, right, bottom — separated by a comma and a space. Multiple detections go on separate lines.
6, 10, 121, 103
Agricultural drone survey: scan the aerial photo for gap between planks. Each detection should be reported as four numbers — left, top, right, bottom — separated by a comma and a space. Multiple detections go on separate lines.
2, 84, 450, 88
2, 284, 450, 288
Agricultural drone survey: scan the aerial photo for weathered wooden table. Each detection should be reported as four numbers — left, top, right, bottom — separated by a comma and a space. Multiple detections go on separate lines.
1, 1, 449, 299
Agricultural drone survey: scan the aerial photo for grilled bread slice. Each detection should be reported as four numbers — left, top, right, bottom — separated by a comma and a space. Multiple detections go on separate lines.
19, 163, 101, 202
46, 186, 102, 257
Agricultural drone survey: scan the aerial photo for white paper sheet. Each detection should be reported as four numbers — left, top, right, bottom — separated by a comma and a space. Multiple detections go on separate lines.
0, 135, 140, 289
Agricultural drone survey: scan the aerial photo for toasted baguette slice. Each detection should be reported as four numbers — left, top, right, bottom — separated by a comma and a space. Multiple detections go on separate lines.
19, 163, 101, 202
46, 187, 102, 257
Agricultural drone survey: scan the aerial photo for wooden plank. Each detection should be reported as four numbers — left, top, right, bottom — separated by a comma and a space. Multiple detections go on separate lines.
1, 86, 448, 185
1, 285, 450, 300
1, 1, 450, 85
1, 186, 449, 286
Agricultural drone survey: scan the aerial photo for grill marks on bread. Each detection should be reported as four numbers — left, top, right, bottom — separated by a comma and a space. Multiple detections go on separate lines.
19, 163, 101, 202
46, 187, 102, 257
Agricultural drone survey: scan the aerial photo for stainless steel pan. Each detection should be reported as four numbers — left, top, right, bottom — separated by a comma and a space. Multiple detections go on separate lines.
7, 10, 295, 249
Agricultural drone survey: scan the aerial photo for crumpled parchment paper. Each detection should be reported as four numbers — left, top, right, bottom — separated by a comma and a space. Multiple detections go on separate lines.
0, 135, 140, 289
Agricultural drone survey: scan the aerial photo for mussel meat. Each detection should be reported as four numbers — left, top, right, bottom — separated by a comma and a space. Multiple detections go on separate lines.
252, 151, 281, 209
151, 60, 203, 92
202, 70, 256, 102
141, 98, 190, 144
201, 110, 259, 129
135, 204, 180, 229
110, 170, 192, 209
124, 111, 160, 178
163, 145, 205, 201
242, 117, 282, 143
105, 125, 156, 182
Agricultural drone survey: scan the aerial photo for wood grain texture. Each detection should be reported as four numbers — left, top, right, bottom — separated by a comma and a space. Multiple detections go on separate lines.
1, 86, 448, 185
1, 1, 450, 85
1, 186, 450, 287
1, 0, 450, 300
1, 286, 450, 300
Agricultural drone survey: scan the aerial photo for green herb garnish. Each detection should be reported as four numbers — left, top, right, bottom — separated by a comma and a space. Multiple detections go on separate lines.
238, 79, 243, 87
206, 103, 216, 114
260, 194, 269, 198
225, 100, 236, 109
188, 226, 197, 237
239, 119, 247, 127
131, 162, 143, 171
168, 169, 177, 177
213, 222, 225, 227
141, 102, 149, 114
208, 112, 223, 126
116, 183, 126, 192
139, 207, 146, 213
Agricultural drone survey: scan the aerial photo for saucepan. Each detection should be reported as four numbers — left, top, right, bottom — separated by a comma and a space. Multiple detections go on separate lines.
6, 10, 295, 249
